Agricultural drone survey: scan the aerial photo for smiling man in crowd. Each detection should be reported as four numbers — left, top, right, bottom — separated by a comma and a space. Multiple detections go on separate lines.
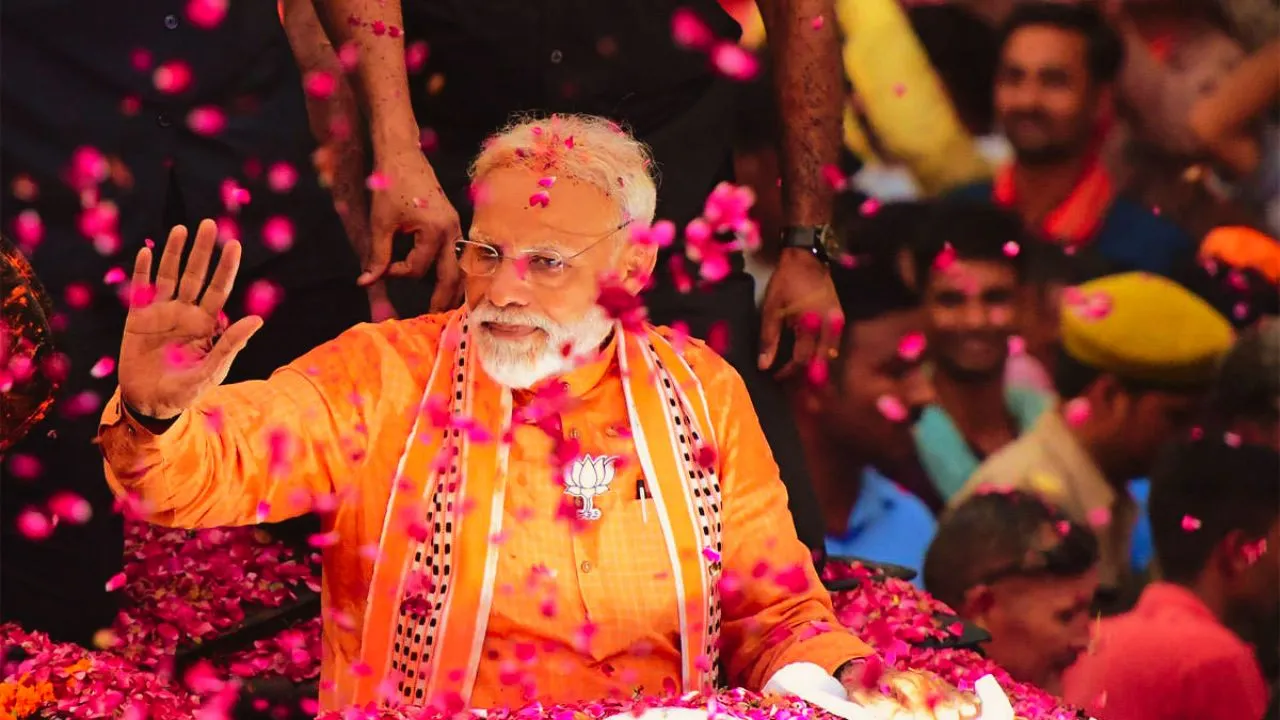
906, 202, 1051, 502
953, 3, 1193, 276
93, 115, 918, 712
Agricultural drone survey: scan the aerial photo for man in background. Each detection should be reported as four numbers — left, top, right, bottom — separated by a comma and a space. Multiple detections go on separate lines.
953, 3, 1194, 276
925, 489, 1099, 696
1064, 439, 1278, 720
954, 272, 1235, 612
907, 202, 1050, 502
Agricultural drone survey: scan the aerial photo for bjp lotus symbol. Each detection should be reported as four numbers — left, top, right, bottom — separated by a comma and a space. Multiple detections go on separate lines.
565, 454, 616, 520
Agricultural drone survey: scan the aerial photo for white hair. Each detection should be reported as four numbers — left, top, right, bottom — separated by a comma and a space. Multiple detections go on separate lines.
469, 114, 658, 227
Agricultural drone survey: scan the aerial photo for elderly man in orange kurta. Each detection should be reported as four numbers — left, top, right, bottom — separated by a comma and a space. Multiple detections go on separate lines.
98, 115, 873, 712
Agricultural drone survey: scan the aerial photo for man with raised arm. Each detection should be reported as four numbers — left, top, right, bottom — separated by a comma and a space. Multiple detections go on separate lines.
309, 0, 846, 551
98, 116, 908, 712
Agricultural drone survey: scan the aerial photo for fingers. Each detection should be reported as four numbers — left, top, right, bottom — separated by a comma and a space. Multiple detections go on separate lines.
199, 240, 243, 316
177, 219, 219, 303
204, 315, 264, 381
389, 221, 453, 280
154, 224, 189, 299
779, 322, 818, 379
428, 239, 464, 312
358, 226, 393, 286
816, 309, 845, 366
758, 298, 783, 371
130, 246, 154, 308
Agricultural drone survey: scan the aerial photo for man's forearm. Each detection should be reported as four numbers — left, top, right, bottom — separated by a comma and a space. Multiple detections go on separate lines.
761, 0, 843, 227
311, 0, 419, 151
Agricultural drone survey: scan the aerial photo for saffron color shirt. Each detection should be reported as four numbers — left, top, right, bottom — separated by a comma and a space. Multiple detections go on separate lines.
1064, 582, 1269, 720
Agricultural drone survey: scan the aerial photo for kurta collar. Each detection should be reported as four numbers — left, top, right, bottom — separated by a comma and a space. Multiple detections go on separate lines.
515, 332, 620, 404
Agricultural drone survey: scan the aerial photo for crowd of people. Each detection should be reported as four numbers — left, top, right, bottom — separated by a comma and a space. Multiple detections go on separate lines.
1, 0, 1278, 718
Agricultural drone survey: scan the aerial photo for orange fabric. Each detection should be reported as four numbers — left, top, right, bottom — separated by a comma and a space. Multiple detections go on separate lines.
1199, 226, 1280, 284
993, 157, 1115, 246
98, 310, 871, 711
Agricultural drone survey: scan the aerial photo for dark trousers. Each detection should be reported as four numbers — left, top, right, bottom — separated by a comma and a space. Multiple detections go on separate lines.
0, 176, 368, 647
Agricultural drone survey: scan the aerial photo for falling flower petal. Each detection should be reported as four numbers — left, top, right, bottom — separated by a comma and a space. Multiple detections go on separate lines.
304, 70, 337, 100
262, 216, 294, 252
187, 107, 226, 135
49, 491, 92, 525
1085, 506, 1111, 528
876, 395, 908, 423
1063, 397, 1091, 427
1181, 515, 1202, 531
710, 43, 759, 81
153, 61, 193, 94
897, 332, 926, 362
671, 8, 713, 49
90, 356, 117, 379
16, 508, 54, 540
266, 162, 298, 192
244, 279, 282, 318
186, 0, 228, 28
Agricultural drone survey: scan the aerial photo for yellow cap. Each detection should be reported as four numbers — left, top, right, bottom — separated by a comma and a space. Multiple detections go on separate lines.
1061, 272, 1235, 388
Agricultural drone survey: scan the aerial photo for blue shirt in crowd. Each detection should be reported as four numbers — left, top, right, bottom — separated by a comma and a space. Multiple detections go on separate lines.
824, 468, 938, 587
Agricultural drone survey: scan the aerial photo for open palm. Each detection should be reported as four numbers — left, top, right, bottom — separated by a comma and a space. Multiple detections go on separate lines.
119, 219, 263, 419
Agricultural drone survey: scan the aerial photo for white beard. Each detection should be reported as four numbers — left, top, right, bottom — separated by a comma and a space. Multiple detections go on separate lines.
469, 303, 615, 389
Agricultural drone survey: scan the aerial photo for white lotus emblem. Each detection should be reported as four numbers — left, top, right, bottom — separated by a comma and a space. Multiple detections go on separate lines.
564, 454, 616, 520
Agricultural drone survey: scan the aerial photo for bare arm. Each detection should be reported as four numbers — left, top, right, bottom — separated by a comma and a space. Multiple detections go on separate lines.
759, 0, 843, 227
1189, 41, 1280, 177
282, 0, 374, 267
1112, 20, 1203, 155
311, 0, 418, 153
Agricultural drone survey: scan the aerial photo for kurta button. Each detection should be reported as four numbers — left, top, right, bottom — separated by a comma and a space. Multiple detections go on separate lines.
580, 560, 592, 573
549, 49, 563, 64
163, 14, 179, 29
156, 112, 173, 128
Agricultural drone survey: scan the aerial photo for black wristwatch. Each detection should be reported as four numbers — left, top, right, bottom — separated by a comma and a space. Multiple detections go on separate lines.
781, 225, 839, 265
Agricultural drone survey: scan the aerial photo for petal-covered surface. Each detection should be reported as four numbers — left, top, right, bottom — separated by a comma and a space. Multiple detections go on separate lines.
0, 525, 1080, 719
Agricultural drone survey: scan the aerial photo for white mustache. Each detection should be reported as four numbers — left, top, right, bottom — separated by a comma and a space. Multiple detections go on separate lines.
470, 303, 556, 333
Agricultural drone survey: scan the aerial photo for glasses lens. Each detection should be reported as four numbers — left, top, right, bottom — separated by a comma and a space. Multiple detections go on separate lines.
525, 252, 567, 286
459, 242, 500, 275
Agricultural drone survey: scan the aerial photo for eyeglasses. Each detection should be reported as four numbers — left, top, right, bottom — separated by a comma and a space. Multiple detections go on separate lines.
454, 221, 631, 289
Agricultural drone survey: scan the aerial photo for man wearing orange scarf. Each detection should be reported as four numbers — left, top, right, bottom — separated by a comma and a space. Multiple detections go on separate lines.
97, 115, 874, 712
952, 4, 1193, 277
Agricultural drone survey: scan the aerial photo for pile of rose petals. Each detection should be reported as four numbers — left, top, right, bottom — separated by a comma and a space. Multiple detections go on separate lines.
1, 524, 1081, 719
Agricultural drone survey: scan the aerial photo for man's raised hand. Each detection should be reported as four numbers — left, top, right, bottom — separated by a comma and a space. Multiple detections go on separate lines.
118, 219, 263, 420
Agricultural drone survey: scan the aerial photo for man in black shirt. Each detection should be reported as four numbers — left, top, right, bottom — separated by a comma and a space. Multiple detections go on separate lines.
314, 0, 845, 551
1, 0, 370, 645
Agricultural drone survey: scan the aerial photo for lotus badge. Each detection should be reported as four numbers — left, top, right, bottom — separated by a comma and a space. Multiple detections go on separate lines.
564, 454, 616, 520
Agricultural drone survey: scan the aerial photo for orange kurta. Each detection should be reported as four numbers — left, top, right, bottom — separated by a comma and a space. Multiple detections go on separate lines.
98, 311, 871, 710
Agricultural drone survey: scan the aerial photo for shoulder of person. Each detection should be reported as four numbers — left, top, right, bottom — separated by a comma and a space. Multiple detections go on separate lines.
954, 433, 1061, 504
651, 325, 740, 387
1103, 198, 1196, 250
283, 312, 454, 382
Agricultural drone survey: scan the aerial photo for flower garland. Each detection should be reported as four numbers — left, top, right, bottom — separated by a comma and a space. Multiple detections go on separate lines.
0, 523, 1082, 719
